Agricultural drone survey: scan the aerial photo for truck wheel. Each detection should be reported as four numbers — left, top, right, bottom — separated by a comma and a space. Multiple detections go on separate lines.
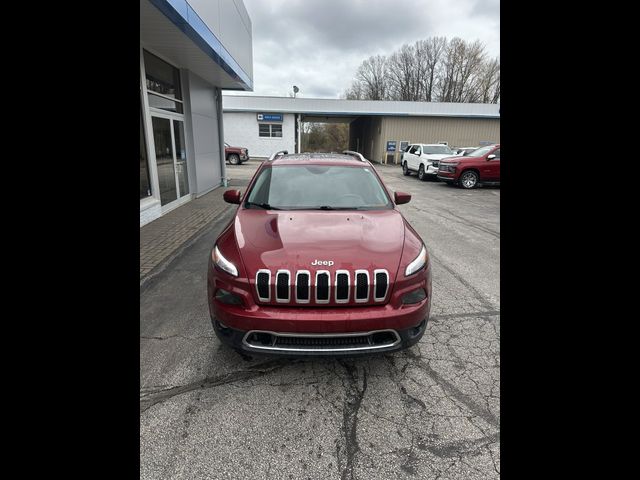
418, 164, 426, 181
459, 170, 479, 189
402, 162, 410, 176
228, 154, 240, 165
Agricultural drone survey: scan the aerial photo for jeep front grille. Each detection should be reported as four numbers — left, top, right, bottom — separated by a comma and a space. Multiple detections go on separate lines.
276, 270, 290, 303
256, 268, 390, 305
256, 270, 270, 302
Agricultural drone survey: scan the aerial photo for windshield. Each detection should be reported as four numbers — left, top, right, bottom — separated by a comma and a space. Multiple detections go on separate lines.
245, 165, 392, 210
423, 145, 453, 155
469, 146, 494, 157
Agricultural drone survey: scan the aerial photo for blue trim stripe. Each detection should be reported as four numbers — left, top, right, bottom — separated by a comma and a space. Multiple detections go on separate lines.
150, 0, 253, 90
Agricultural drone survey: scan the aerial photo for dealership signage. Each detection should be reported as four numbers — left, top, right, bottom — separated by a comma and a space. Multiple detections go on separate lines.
257, 113, 283, 122
386, 140, 397, 152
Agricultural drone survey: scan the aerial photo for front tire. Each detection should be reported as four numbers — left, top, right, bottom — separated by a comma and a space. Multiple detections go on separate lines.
459, 170, 479, 189
418, 164, 426, 181
228, 154, 240, 165
402, 162, 410, 176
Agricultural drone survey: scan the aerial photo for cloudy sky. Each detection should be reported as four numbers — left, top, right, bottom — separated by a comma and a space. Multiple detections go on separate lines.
227, 0, 499, 98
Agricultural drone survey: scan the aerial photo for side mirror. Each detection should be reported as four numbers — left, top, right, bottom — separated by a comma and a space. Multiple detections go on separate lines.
394, 191, 411, 205
223, 189, 242, 204
487, 154, 496, 161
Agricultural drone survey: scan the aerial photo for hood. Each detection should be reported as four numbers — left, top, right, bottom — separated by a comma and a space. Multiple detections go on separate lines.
234, 209, 405, 279
441, 154, 483, 164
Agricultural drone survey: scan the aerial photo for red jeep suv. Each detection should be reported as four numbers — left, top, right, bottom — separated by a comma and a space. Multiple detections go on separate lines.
437, 144, 500, 188
207, 151, 431, 356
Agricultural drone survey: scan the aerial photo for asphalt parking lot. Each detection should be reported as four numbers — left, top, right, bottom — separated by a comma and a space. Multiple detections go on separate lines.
140, 160, 500, 479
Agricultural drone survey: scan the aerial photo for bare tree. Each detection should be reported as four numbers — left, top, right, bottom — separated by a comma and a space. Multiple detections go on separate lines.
415, 37, 446, 101
343, 82, 364, 100
387, 44, 419, 101
345, 36, 499, 104
355, 55, 388, 100
475, 57, 500, 103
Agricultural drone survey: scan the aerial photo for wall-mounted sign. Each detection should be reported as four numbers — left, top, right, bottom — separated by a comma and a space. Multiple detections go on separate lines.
257, 113, 283, 122
399, 141, 409, 152
478, 140, 493, 146
386, 140, 397, 152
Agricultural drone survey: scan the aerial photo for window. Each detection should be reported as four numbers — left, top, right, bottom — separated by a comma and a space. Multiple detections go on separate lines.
259, 124, 271, 137
409, 145, 418, 154
423, 145, 453, 155
492, 149, 500, 158
469, 146, 494, 157
140, 100, 151, 199
143, 50, 183, 114
245, 165, 392, 210
259, 123, 283, 138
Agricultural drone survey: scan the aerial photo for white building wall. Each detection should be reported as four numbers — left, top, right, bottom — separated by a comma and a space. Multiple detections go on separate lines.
223, 112, 295, 158
140, 200, 162, 227
184, 71, 223, 196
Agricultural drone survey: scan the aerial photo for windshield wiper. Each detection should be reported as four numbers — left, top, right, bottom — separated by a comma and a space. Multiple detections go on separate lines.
314, 206, 359, 210
245, 201, 281, 210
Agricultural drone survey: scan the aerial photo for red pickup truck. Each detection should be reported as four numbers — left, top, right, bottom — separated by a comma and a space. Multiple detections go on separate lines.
224, 142, 249, 165
437, 144, 500, 189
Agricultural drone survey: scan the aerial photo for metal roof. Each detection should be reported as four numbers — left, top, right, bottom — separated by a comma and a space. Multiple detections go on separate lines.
222, 95, 499, 119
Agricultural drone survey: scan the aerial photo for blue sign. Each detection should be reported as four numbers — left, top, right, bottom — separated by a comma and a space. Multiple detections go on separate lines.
257, 113, 283, 122
386, 141, 397, 152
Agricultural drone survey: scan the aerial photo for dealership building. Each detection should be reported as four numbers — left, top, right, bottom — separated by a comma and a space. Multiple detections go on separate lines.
140, 0, 253, 226
223, 95, 500, 163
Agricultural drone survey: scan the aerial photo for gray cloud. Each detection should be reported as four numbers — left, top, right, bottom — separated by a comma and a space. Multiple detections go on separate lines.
226, 0, 500, 98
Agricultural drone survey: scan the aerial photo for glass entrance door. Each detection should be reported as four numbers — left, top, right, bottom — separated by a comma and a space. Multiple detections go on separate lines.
151, 116, 189, 207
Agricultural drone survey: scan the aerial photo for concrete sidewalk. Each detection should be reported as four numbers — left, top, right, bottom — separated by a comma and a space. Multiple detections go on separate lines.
140, 175, 248, 284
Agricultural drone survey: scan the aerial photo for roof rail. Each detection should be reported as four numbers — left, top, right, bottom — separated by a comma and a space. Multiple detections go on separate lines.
268, 150, 288, 161
342, 150, 367, 162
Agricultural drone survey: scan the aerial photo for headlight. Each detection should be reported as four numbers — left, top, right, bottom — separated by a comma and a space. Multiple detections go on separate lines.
212, 245, 238, 277
405, 245, 427, 276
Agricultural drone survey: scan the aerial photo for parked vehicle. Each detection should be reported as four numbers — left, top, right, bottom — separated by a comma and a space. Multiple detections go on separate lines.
224, 142, 249, 165
437, 144, 500, 189
208, 151, 431, 356
402, 143, 455, 180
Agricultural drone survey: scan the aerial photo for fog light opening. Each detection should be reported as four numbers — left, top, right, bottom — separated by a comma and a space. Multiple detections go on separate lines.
401, 288, 427, 304
215, 288, 243, 306
409, 319, 427, 338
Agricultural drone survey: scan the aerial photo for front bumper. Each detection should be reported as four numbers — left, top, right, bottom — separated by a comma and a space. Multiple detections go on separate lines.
211, 317, 428, 356
424, 164, 439, 175
437, 168, 458, 181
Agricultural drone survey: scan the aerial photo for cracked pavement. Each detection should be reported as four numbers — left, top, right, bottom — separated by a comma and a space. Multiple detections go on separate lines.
140, 162, 500, 479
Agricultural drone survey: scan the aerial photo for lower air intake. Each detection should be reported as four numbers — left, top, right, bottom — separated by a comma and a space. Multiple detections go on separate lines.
242, 329, 401, 353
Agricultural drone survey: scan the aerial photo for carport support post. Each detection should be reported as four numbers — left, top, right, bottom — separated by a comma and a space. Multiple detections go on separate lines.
297, 114, 301, 153
216, 87, 227, 187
